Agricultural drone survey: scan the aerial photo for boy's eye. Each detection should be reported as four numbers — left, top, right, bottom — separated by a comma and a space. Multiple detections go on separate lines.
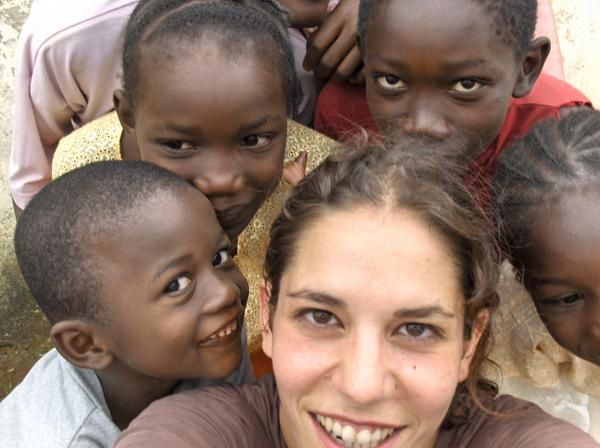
212, 249, 231, 267
374, 74, 407, 91
165, 275, 192, 294
304, 309, 340, 327
162, 140, 194, 151
241, 134, 270, 149
451, 79, 483, 93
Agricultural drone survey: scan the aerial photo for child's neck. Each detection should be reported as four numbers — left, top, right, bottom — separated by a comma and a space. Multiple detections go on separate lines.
96, 363, 179, 430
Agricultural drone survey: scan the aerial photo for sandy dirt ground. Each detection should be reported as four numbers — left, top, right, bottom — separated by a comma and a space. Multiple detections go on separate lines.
0, 0, 598, 398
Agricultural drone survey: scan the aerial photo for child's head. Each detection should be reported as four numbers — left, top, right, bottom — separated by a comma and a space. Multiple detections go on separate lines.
261, 137, 500, 445
493, 109, 600, 366
16, 161, 247, 380
116, 0, 300, 239
357, 0, 549, 160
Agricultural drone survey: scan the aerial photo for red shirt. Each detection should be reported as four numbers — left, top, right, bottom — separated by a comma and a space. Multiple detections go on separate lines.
315, 74, 591, 179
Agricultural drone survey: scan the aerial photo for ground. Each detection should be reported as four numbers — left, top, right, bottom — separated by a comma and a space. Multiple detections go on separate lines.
0, 0, 599, 398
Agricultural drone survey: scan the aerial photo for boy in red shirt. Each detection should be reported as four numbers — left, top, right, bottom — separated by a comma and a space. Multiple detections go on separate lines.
315, 0, 590, 178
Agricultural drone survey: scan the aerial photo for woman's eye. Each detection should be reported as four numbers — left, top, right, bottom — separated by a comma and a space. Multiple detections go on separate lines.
451, 79, 483, 93
162, 140, 194, 151
374, 74, 407, 91
397, 323, 436, 340
241, 134, 270, 149
304, 309, 340, 326
165, 275, 192, 294
212, 249, 231, 267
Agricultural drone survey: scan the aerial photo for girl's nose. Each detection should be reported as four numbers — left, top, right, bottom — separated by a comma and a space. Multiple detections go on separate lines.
191, 152, 245, 197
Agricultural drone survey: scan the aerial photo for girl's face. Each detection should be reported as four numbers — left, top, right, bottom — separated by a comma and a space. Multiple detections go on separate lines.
518, 190, 600, 366
124, 42, 288, 240
261, 207, 484, 448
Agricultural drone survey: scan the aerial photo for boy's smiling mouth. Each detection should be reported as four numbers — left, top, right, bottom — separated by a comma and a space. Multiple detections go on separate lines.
197, 313, 242, 347
313, 413, 403, 447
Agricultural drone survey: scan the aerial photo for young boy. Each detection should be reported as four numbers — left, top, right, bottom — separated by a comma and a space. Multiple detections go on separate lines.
314, 0, 591, 180
0, 161, 253, 447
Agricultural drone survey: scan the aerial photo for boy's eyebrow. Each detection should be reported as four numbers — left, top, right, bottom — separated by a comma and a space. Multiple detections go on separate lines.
438, 59, 497, 71
154, 254, 193, 281
287, 289, 455, 318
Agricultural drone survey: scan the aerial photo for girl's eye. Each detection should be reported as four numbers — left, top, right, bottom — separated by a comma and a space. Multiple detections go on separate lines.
304, 309, 340, 327
162, 140, 195, 151
542, 292, 585, 308
165, 275, 192, 294
451, 79, 483, 93
241, 134, 270, 149
212, 249, 231, 268
397, 323, 437, 340
374, 74, 407, 91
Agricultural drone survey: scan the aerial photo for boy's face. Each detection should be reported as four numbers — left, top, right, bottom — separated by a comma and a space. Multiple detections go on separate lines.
364, 0, 521, 158
93, 188, 248, 380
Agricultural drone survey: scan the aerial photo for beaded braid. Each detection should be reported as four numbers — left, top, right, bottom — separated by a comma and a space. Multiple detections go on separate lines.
358, 0, 537, 57
121, 0, 301, 116
493, 108, 600, 253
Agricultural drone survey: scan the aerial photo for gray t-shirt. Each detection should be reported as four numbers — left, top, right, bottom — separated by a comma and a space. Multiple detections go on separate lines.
115, 375, 600, 448
0, 346, 253, 448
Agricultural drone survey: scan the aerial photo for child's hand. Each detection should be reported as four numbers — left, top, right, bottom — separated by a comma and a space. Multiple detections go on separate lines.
303, 0, 362, 82
283, 152, 308, 187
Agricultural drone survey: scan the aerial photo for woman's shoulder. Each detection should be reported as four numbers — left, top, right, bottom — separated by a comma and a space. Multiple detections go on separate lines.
115, 376, 283, 448
52, 111, 122, 179
437, 393, 599, 447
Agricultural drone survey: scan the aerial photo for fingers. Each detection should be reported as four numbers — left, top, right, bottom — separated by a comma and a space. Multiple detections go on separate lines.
303, 17, 343, 73
283, 151, 308, 187
331, 45, 362, 82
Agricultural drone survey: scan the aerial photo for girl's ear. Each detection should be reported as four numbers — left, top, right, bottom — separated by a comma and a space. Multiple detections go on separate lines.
114, 89, 136, 135
512, 36, 551, 98
458, 308, 490, 382
51, 320, 114, 371
259, 280, 274, 359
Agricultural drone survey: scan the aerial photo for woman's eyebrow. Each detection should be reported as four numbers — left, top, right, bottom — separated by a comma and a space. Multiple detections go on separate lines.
287, 289, 346, 309
394, 306, 455, 319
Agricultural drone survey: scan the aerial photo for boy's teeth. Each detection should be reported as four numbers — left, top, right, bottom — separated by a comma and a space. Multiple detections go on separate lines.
315, 414, 395, 447
206, 320, 238, 342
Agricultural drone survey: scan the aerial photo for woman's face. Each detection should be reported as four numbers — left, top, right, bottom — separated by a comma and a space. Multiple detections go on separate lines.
261, 207, 484, 448
123, 41, 288, 240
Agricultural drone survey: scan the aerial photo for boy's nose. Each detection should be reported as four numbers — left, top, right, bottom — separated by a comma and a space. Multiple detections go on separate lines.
336, 332, 397, 405
400, 99, 451, 140
585, 298, 600, 339
201, 272, 241, 315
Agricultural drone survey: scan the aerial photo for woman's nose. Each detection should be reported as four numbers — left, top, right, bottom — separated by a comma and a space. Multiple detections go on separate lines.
336, 332, 397, 405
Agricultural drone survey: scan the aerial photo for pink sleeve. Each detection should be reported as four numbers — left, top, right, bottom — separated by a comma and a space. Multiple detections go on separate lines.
8, 0, 136, 209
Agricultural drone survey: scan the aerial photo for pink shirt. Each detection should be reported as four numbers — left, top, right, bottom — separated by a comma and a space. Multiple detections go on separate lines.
9, 0, 137, 209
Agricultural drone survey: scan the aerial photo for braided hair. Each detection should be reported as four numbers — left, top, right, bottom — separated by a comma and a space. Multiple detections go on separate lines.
358, 0, 537, 57
121, 0, 301, 117
493, 108, 600, 257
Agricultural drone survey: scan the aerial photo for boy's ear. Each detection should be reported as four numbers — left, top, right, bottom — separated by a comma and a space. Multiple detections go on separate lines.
114, 89, 136, 135
512, 36, 551, 98
259, 280, 274, 359
458, 308, 490, 382
51, 320, 114, 371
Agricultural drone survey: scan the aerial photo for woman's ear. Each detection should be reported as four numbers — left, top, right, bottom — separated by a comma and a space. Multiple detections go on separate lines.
512, 36, 551, 98
259, 280, 274, 359
114, 89, 136, 136
51, 320, 114, 371
458, 308, 490, 382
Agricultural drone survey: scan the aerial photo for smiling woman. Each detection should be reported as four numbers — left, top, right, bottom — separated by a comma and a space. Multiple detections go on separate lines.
115, 136, 599, 448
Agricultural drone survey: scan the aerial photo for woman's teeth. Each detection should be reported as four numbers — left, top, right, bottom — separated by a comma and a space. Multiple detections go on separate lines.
205, 320, 238, 341
316, 414, 396, 447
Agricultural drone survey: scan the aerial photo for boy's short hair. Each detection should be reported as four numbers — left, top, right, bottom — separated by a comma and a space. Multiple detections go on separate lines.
15, 161, 195, 324
358, 0, 537, 57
